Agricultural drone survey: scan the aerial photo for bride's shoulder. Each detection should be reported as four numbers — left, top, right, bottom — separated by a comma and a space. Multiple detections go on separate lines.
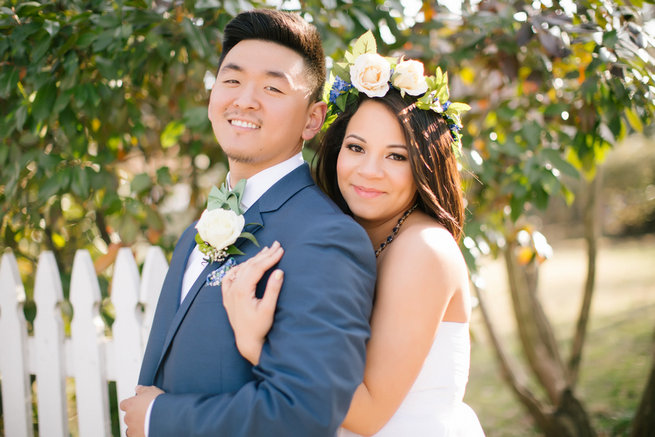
398, 212, 461, 259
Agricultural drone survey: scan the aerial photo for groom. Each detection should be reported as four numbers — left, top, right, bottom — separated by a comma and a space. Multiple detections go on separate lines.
119, 9, 376, 437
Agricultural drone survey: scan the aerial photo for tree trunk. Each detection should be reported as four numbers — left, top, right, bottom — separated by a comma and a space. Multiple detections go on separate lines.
470, 276, 552, 431
503, 235, 566, 404
548, 388, 597, 437
631, 337, 655, 437
568, 173, 600, 387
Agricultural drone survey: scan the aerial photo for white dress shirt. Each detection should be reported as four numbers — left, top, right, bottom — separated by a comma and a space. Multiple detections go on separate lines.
143, 152, 304, 436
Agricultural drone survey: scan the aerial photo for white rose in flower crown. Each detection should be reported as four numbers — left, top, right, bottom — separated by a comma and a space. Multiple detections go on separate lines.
392, 60, 429, 96
196, 208, 245, 252
350, 53, 391, 98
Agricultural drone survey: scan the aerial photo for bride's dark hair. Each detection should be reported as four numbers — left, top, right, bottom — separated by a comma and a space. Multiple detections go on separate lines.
313, 87, 465, 242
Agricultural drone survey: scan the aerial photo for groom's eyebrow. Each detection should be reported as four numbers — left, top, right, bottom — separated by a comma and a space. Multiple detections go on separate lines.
220, 63, 290, 82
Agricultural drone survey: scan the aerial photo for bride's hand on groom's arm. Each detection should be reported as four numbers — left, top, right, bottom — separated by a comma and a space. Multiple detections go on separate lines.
222, 241, 285, 365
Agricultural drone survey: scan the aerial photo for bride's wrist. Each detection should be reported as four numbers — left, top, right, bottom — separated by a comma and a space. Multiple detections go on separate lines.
236, 336, 263, 365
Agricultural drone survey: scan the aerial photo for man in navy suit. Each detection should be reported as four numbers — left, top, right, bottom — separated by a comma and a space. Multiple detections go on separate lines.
119, 9, 376, 437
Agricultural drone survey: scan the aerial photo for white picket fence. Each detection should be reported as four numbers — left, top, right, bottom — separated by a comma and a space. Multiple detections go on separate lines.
0, 247, 168, 437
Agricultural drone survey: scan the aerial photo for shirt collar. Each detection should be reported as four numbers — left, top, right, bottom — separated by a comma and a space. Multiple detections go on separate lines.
227, 152, 305, 211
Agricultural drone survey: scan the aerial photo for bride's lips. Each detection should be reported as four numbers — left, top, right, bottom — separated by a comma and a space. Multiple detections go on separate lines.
352, 185, 385, 199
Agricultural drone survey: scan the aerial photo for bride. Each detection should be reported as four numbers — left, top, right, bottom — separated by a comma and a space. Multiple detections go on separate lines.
220, 35, 485, 436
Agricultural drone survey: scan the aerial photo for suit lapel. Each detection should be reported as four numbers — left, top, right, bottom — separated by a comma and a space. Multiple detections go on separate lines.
153, 203, 265, 374
139, 224, 196, 384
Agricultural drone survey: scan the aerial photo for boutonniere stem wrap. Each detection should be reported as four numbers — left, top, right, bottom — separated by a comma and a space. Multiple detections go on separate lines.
195, 179, 259, 264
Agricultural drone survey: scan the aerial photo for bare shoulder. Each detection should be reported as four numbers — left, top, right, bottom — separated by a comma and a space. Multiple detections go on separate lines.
385, 212, 466, 275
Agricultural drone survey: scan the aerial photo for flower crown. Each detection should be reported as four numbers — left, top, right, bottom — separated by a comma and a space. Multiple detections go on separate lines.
323, 31, 471, 155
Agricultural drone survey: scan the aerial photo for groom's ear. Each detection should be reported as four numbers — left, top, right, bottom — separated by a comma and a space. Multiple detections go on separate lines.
302, 100, 327, 141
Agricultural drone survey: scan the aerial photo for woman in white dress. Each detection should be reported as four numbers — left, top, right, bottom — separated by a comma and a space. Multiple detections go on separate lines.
220, 36, 485, 436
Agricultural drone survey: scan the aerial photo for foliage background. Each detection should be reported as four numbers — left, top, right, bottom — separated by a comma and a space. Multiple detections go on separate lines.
1, 0, 654, 435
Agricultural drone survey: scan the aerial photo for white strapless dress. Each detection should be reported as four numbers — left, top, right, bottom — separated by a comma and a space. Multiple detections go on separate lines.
338, 322, 484, 437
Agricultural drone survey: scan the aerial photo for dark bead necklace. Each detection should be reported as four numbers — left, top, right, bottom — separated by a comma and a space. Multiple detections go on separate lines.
375, 203, 418, 257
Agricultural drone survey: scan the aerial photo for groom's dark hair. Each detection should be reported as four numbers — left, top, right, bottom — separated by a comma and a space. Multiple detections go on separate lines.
218, 9, 326, 103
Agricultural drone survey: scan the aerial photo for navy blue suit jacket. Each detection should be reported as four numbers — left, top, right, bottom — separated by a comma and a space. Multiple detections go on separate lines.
138, 164, 376, 436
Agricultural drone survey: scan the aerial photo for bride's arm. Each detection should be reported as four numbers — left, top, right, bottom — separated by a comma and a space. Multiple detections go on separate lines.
341, 227, 467, 436
221, 242, 285, 365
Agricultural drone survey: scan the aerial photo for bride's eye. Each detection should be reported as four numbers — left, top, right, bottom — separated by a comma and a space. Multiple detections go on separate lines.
345, 144, 364, 153
387, 153, 407, 161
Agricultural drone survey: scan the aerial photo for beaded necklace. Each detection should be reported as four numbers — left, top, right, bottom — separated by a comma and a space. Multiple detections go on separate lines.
374, 203, 418, 257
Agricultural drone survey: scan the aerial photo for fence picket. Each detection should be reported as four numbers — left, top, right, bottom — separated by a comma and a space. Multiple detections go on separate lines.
33, 251, 69, 437
0, 252, 34, 437
69, 250, 111, 437
111, 248, 143, 437
140, 246, 167, 346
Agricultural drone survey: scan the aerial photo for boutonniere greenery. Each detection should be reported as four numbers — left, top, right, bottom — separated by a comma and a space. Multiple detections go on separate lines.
195, 179, 258, 264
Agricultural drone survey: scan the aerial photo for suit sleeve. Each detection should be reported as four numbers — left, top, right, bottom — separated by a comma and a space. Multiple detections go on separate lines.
149, 218, 376, 437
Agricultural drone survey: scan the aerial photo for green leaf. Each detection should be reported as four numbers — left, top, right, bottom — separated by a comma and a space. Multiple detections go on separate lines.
226, 246, 245, 255
31, 32, 51, 62
71, 167, 90, 198
446, 102, 471, 113
351, 30, 376, 57
541, 149, 579, 179
196, 0, 221, 8
32, 81, 57, 123
53, 88, 72, 115
521, 121, 541, 147
16, 2, 44, 16
183, 106, 209, 129
0, 143, 8, 166
156, 167, 172, 186
602, 30, 618, 48
95, 56, 118, 79
131, 173, 152, 194
351, 9, 375, 30
76, 30, 98, 49
43, 19, 61, 37
160, 120, 185, 148
624, 107, 643, 132
182, 17, 208, 59
238, 231, 260, 247
0, 67, 19, 98
15, 105, 27, 131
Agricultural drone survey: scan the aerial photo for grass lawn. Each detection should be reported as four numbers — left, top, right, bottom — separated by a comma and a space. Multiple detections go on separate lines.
465, 235, 655, 436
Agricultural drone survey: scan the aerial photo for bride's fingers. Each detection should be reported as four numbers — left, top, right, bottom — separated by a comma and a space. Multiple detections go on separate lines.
261, 269, 284, 311
237, 244, 284, 289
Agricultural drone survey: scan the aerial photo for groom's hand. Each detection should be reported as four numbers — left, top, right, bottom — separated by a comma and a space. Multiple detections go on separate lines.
119, 385, 164, 437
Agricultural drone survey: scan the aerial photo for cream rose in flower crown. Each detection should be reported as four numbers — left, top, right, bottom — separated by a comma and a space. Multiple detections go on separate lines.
392, 59, 429, 96
195, 179, 258, 264
350, 53, 391, 98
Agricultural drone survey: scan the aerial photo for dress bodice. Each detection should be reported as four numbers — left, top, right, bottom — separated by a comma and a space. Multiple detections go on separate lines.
338, 322, 484, 437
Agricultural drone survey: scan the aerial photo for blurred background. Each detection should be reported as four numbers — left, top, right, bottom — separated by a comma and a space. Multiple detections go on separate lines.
1, 0, 654, 435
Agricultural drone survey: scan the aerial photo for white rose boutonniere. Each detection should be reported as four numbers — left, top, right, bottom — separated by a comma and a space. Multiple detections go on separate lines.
195, 179, 258, 264
196, 209, 244, 253
392, 59, 429, 96
350, 53, 391, 98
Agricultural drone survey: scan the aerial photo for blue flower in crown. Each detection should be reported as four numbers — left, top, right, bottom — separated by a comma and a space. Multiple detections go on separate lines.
329, 76, 353, 103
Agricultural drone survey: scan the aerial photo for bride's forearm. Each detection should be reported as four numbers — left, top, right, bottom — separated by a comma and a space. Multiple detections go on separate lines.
341, 383, 394, 436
